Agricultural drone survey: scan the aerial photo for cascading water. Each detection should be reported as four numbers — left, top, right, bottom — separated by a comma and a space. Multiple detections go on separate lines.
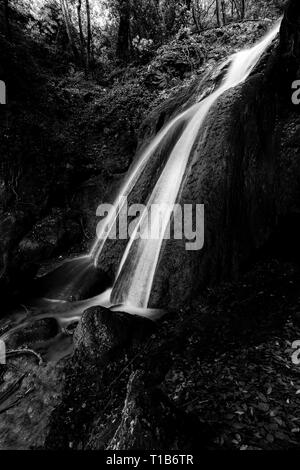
0, 21, 281, 359
92, 20, 281, 311
90, 101, 200, 266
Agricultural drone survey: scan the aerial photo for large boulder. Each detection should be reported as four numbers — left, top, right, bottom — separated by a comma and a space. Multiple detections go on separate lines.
73, 306, 155, 363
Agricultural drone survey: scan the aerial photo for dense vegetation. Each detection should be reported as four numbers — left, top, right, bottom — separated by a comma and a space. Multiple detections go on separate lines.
2, 0, 285, 75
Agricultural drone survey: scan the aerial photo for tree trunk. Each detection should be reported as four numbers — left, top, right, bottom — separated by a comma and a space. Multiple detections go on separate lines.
164, 0, 176, 35
186, 0, 192, 10
216, 0, 222, 26
192, 3, 202, 33
4, 0, 10, 39
60, 0, 79, 61
85, 0, 92, 73
232, 0, 241, 19
116, 0, 131, 63
77, 0, 86, 70
221, 0, 226, 24
240, 0, 246, 19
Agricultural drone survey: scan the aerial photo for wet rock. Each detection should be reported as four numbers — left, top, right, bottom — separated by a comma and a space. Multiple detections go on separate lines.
148, 76, 281, 307
6, 317, 59, 350
72, 174, 114, 239
35, 257, 112, 301
18, 209, 82, 264
64, 321, 79, 336
73, 306, 155, 363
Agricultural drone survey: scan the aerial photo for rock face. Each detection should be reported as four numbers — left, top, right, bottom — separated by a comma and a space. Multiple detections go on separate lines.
6, 318, 59, 350
74, 306, 155, 363
150, 75, 281, 307
150, 72, 300, 307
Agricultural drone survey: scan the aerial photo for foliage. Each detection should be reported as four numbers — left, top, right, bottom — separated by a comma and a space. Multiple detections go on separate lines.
1, 0, 285, 73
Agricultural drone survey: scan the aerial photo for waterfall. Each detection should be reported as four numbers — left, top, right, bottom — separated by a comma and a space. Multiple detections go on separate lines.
0, 21, 282, 360
91, 21, 280, 312
90, 101, 200, 266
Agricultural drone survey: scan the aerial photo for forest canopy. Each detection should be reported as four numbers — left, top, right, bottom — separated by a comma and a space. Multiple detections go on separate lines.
1, 0, 286, 74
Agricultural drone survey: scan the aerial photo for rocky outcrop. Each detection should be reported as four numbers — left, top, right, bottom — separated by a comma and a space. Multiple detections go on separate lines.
74, 306, 155, 363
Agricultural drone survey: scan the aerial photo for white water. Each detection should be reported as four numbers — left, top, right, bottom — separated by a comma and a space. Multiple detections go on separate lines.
0, 22, 281, 362
89, 56, 235, 266
90, 101, 200, 265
